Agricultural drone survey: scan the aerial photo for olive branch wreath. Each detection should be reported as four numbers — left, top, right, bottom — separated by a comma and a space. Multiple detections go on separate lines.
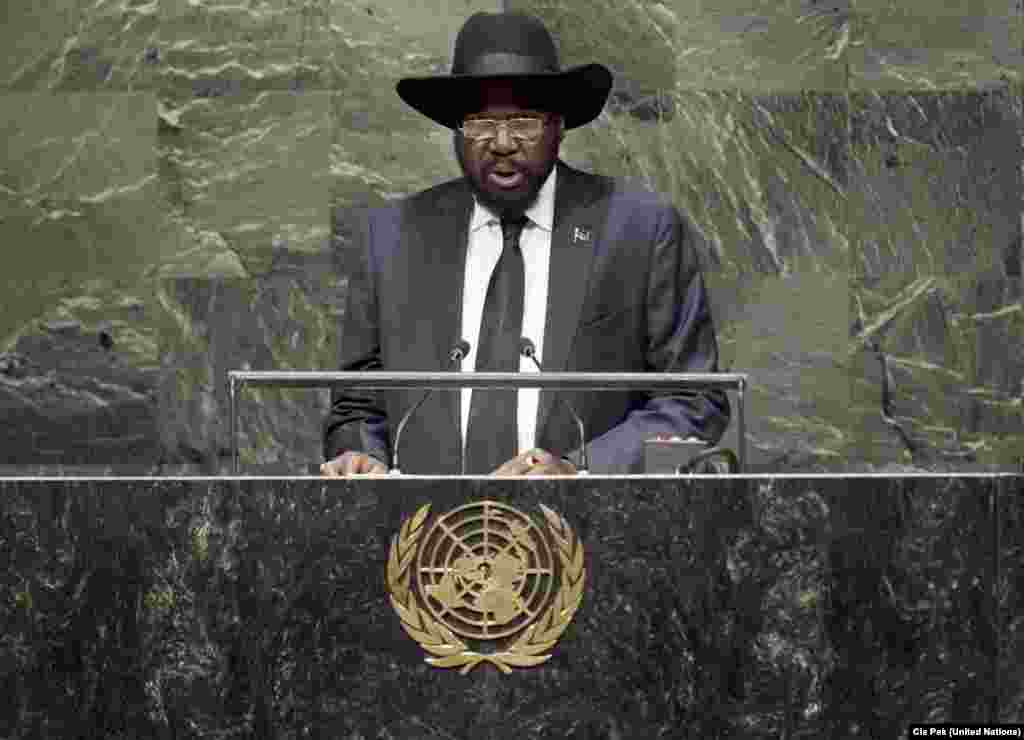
386, 503, 585, 675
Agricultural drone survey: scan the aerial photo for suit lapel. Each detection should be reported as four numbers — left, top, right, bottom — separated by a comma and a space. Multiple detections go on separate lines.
407, 179, 473, 439
536, 162, 612, 440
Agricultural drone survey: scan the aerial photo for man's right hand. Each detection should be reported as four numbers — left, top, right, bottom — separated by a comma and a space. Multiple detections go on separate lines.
319, 451, 388, 477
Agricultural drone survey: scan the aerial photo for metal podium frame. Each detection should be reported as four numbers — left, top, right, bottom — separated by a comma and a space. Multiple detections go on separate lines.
227, 371, 748, 475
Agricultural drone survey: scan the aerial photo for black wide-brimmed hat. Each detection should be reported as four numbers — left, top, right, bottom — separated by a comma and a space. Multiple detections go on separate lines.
396, 12, 613, 131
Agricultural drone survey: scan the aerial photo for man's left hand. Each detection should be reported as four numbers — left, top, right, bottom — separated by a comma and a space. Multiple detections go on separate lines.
491, 449, 577, 476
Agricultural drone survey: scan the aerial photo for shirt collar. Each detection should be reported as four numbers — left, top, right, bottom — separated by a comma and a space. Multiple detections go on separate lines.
469, 164, 557, 233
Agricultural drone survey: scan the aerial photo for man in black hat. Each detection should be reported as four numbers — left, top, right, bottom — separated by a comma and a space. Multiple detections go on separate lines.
321, 11, 730, 476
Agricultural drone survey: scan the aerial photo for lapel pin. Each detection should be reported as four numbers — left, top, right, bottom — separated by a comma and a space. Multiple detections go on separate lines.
572, 226, 592, 244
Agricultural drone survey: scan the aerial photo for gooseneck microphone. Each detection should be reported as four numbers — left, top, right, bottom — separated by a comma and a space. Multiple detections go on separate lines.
519, 337, 589, 474
390, 339, 470, 475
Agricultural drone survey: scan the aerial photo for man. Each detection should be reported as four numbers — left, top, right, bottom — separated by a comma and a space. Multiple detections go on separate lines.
321, 11, 729, 476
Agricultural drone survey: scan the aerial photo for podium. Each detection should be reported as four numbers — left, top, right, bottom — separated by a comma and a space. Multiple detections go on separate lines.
2, 474, 1020, 737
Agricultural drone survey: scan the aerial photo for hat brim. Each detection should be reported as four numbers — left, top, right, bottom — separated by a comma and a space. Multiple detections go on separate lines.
396, 63, 613, 130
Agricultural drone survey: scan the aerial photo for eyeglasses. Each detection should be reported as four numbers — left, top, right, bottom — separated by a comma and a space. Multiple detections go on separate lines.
459, 116, 550, 143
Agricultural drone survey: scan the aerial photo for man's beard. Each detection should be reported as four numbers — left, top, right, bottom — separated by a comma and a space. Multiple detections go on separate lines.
453, 134, 556, 219
469, 171, 546, 218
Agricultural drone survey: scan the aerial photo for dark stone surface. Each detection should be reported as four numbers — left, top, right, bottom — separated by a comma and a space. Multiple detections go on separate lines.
0, 314, 160, 471
1, 475, 1020, 738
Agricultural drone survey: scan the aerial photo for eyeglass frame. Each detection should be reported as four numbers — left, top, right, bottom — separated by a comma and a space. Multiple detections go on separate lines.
458, 112, 561, 144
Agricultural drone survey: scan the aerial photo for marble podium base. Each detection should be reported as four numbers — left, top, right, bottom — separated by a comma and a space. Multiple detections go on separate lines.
1, 475, 1020, 738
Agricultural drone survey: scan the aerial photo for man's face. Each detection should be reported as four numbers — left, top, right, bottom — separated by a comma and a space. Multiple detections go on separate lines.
455, 82, 563, 219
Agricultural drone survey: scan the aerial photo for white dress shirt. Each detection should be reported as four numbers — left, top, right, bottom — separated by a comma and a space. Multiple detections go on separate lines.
460, 166, 556, 457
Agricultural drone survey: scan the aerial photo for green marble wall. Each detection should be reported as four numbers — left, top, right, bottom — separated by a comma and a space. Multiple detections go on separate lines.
0, 1, 1021, 473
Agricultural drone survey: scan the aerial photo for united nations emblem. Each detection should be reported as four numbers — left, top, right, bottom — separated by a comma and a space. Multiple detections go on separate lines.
386, 500, 585, 673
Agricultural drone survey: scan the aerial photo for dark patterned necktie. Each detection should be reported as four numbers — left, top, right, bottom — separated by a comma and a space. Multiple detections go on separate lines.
464, 216, 528, 474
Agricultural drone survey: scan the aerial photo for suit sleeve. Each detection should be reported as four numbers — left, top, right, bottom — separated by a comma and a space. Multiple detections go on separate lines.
322, 207, 392, 465
583, 201, 731, 473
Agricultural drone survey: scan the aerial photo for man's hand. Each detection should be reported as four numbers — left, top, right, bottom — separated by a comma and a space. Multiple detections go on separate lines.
320, 451, 388, 477
491, 448, 577, 476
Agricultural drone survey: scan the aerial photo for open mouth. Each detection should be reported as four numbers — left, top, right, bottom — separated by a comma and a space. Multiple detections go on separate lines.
488, 170, 525, 188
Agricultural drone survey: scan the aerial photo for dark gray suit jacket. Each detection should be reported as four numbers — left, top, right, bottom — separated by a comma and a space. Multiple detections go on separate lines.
324, 161, 730, 474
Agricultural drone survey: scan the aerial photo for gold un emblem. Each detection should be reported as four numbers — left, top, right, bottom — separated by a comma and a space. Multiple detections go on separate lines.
386, 500, 585, 673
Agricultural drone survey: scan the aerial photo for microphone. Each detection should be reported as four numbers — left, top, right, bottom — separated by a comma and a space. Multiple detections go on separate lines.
519, 337, 589, 474
390, 339, 470, 475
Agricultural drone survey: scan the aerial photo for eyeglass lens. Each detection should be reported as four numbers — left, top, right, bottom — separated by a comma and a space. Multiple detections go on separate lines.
463, 117, 545, 140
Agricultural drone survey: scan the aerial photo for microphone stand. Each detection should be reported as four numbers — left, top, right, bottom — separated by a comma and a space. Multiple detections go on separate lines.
390, 340, 470, 475
519, 338, 589, 475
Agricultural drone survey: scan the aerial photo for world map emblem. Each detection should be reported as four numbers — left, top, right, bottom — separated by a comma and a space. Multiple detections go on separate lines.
386, 500, 585, 673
